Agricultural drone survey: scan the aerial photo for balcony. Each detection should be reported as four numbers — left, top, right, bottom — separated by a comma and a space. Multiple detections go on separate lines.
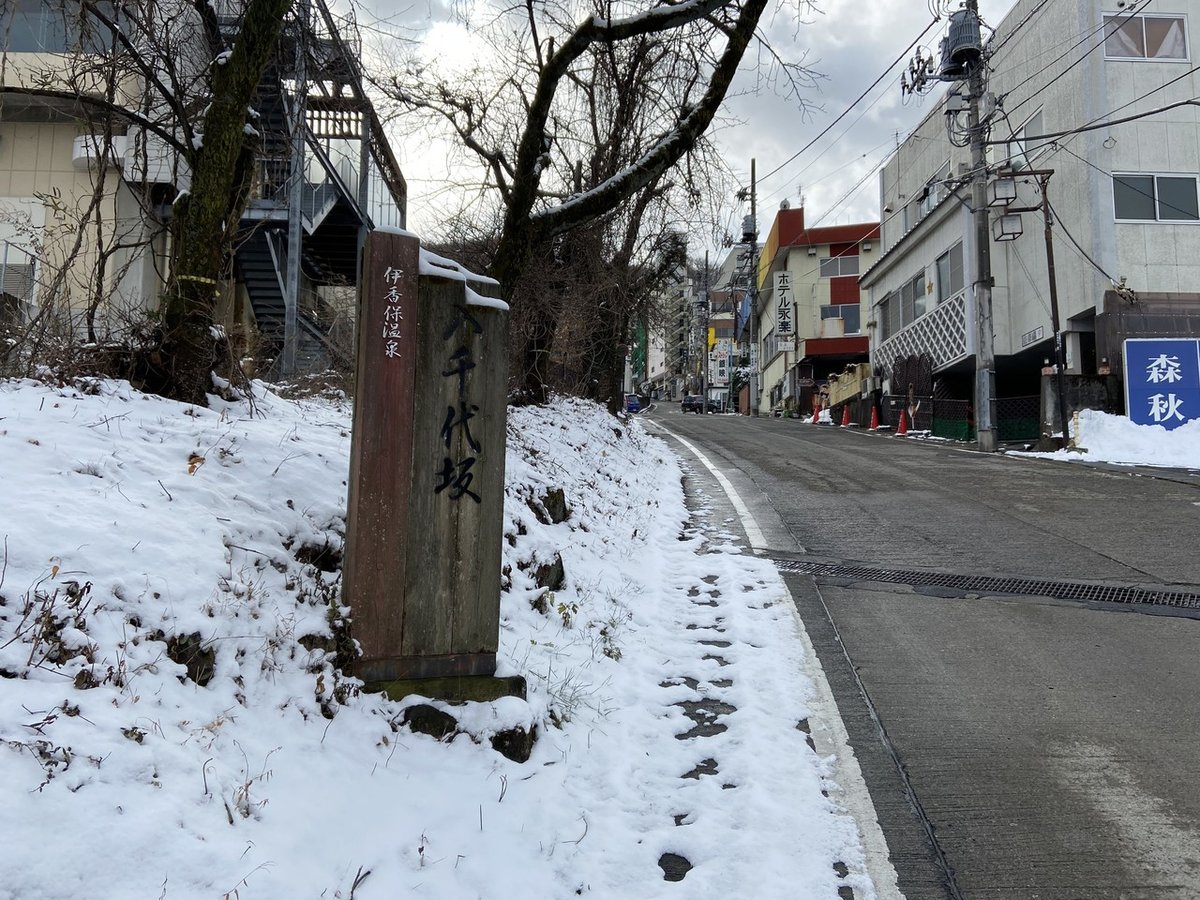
875, 293, 969, 375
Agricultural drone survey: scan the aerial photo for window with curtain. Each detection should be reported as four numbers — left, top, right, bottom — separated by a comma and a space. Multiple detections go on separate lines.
1104, 14, 1188, 59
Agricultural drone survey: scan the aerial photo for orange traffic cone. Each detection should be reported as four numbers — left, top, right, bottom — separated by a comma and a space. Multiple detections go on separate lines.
840, 405, 851, 427
896, 409, 909, 436
869, 405, 880, 431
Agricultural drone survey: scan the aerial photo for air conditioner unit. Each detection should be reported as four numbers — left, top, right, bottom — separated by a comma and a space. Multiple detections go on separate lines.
72, 134, 128, 169
123, 132, 190, 190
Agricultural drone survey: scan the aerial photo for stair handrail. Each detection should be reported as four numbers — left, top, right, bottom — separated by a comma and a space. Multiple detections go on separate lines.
309, 0, 407, 219
302, 128, 372, 229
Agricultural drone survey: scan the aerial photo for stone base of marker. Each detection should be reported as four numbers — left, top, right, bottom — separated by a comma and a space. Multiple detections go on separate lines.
399, 694, 537, 763
365, 674, 527, 705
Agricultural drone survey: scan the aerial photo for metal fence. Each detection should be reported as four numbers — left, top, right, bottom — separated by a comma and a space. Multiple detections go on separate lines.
875, 394, 1041, 442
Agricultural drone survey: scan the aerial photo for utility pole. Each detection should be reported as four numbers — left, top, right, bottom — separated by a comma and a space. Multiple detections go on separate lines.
1004, 170, 1071, 446
283, 0, 309, 376
965, 0, 996, 452
746, 158, 760, 417
702, 250, 710, 410
1040, 175, 1071, 447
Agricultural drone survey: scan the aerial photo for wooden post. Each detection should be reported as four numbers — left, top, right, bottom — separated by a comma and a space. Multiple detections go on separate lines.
343, 229, 517, 700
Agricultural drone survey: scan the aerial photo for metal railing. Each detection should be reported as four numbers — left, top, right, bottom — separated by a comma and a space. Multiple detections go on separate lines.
876, 394, 1040, 442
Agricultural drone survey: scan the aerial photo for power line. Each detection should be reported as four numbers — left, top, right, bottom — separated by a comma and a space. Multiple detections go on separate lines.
994, 97, 1200, 153
1054, 141, 1200, 224
807, 144, 895, 229
758, 0, 1057, 231
1044, 194, 1119, 285
1071, 59, 1200, 134
987, 0, 1055, 57
755, 16, 942, 188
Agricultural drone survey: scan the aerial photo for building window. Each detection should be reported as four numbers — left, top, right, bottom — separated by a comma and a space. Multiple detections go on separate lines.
1104, 14, 1188, 60
936, 242, 965, 303
819, 255, 859, 277
821, 304, 861, 334
877, 291, 902, 341
917, 161, 951, 219
1113, 174, 1200, 221
1006, 110, 1043, 171
1, 0, 121, 53
899, 272, 926, 324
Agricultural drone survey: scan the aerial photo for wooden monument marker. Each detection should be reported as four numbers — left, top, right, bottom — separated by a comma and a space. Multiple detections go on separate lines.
343, 228, 518, 700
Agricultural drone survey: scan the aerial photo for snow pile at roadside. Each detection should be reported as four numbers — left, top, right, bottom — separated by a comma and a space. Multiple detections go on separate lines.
0, 376, 868, 899
1015, 408, 1200, 469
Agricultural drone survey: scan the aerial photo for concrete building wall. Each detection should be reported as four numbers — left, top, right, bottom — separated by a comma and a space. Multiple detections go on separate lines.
868, 0, 1200, 387
0, 121, 163, 329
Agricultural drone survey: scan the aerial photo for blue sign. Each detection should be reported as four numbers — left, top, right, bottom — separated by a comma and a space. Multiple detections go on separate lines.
1123, 338, 1200, 430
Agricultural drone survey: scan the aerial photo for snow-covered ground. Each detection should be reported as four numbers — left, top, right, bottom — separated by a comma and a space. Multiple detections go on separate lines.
1012, 407, 1200, 470
0, 375, 874, 900
2, 375, 1192, 900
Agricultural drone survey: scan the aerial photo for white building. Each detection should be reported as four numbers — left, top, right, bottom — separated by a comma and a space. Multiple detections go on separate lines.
861, 0, 1200, 431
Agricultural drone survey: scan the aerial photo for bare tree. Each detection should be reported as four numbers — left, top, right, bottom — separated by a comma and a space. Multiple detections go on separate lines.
380, 0, 800, 403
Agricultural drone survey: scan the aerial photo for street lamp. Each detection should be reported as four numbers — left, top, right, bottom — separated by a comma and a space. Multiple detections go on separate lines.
987, 174, 1018, 207
992, 213, 1023, 242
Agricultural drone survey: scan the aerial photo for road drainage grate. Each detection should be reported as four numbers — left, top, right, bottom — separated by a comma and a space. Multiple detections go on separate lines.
772, 559, 1200, 609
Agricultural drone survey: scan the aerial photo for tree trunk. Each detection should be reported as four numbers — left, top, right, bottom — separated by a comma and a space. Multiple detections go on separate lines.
156, 0, 293, 405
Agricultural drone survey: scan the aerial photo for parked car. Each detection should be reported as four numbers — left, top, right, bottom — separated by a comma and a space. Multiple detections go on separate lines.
681, 395, 705, 414
624, 393, 641, 413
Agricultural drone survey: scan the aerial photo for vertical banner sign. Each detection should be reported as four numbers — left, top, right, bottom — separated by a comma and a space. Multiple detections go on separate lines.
712, 350, 730, 386
344, 229, 510, 686
1123, 338, 1200, 430
774, 270, 795, 338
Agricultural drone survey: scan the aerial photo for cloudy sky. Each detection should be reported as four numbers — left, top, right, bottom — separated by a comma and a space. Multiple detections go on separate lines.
714, 0, 1019, 234
367, 0, 1019, 251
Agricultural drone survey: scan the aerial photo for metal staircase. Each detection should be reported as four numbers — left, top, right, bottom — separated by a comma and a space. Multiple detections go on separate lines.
230, 1, 406, 377
235, 227, 342, 372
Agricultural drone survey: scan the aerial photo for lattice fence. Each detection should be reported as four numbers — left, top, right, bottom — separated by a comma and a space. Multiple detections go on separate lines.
876, 294, 968, 380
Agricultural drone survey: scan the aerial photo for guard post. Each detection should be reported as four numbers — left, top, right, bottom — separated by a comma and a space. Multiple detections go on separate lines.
342, 227, 521, 702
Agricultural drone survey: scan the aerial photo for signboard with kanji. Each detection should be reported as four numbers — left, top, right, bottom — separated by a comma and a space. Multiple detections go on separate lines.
1123, 338, 1200, 430
344, 228, 510, 689
711, 350, 730, 386
774, 270, 795, 337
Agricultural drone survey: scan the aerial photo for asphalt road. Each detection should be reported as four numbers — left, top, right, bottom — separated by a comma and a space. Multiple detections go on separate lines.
645, 404, 1200, 900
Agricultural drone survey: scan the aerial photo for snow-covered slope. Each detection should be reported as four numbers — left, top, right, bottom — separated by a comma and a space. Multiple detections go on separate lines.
0, 377, 864, 898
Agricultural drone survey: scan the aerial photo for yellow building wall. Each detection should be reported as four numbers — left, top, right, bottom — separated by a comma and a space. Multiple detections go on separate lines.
0, 121, 163, 330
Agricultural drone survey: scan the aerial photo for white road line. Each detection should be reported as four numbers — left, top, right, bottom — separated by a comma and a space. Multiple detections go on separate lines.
661, 429, 769, 551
